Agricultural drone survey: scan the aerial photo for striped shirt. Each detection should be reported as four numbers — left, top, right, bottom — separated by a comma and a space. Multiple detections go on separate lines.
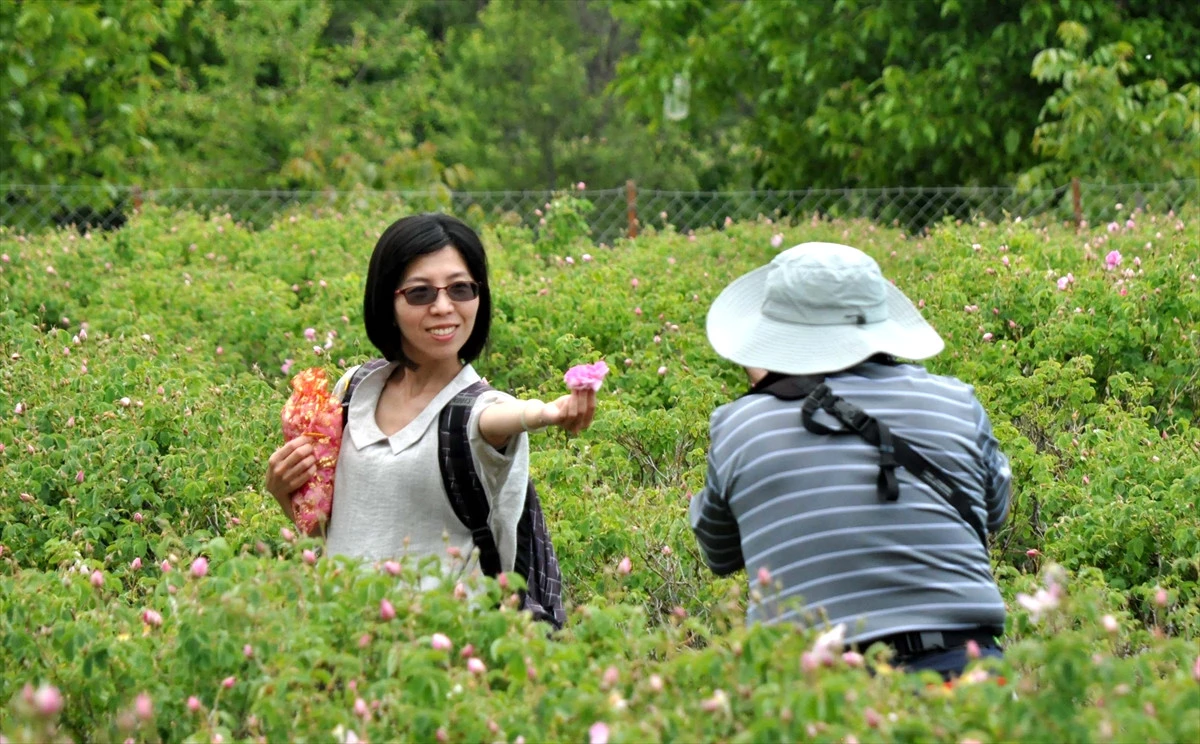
689, 362, 1011, 644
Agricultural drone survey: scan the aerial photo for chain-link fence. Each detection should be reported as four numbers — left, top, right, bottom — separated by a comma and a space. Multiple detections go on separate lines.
3, 180, 1197, 244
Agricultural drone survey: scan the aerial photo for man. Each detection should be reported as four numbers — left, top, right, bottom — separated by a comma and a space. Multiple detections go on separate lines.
691, 242, 1011, 678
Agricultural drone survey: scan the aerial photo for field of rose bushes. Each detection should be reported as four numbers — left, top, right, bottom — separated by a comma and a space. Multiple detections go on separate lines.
1, 195, 1198, 743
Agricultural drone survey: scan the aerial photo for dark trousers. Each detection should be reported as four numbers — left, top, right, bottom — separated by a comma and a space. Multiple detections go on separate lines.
901, 644, 1003, 680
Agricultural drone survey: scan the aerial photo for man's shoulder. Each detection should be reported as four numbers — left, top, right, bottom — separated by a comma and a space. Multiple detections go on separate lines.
838, 362, 978, 400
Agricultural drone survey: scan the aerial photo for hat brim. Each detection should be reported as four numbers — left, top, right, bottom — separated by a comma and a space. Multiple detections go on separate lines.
706, 264, 945, 375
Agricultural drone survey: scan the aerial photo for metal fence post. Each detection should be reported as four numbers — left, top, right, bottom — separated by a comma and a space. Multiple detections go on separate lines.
1071, 178, 1082, 227
626, 179, 638, 239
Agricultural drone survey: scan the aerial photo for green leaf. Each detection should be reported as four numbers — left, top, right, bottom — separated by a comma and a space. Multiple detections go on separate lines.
1005, 128, 1021, 156
7, 64, 28, 86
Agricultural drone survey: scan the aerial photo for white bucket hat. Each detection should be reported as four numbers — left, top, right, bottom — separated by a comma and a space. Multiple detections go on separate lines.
706, 242, 944, 375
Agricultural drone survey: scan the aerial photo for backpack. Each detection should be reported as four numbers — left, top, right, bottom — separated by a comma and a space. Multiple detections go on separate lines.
750, 371, 989, 549
342, 360, 567, 629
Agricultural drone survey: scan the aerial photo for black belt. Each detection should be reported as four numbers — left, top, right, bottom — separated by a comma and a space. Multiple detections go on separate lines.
867, 626, 1003, 658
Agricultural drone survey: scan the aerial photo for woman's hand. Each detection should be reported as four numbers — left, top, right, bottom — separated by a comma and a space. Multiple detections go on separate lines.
539, 388, 597, 435
265, 435, 315, 521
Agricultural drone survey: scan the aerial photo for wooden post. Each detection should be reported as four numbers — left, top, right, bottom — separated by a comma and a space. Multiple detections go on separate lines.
1071, 177, 1082, 228
626, 179, 638, 239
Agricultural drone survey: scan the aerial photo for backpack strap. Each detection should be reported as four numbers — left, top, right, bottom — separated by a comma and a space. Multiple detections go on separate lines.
800, 383, 988, 548
436, 380, 503, 576
340, 359, 391, 429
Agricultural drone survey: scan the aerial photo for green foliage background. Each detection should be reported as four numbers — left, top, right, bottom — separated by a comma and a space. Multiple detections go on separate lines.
3, 0, 1197, 195
1, 200, 1198, 741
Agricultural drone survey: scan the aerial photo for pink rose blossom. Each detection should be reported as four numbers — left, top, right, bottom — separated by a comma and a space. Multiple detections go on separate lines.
32, 684, 63, 717
701, 689, 729, 713
617, 556, 632, 574
982, 332, 994, 342
431, 633, 452, 651
630, 277, 639, 288
191, 557, 208, 578
842, 651, 865, 667
281, 527, 295, 543
243, 644, 254, 659
589, 722, 610, 744
1102, 615, 1119, 633
354, 697, 369, 718
576, 181, 586, 190
142, 609, 163, 627
133, 512, 144, 524
770, 234, 784, 248
1155, 587, 1168, 607
302, 549, 317, 565
657, 366, 668, 376
135, 692, 153, 721
187, 696, 201, 713
304, 328, 317, 341
380, 598, 396, 621
564, 361, 610, 392
383, 560, 401, 576
90, 570, 104, 588
1105, 250, 1122, 269
160, 560, 172, 573
467, 657, 487, 674
757, 566, 771, 586
222, 676, 235, 689
281, 359, 294, 375
131, 557, 142, 570
966, 640, 981, 659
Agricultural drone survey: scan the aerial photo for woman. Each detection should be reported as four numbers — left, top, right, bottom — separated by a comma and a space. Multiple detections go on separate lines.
265, 213, 596, 579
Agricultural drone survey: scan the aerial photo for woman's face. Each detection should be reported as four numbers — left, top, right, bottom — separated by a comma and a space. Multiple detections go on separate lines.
393, 246, 479, 369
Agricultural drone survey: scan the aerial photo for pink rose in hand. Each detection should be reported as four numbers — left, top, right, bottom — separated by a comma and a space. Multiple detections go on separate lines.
564, 361, 610, 392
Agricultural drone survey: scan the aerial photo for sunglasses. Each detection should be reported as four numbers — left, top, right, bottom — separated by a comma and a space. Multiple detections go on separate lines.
394, 281, 481, 306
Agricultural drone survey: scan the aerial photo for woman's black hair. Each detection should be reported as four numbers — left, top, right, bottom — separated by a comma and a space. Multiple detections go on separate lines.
363, 213, 491, 368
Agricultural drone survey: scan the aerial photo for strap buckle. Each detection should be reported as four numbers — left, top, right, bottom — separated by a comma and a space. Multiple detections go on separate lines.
830, 399, 871, 433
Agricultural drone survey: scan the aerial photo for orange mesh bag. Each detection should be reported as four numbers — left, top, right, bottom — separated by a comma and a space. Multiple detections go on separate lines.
280, 368, 343, 535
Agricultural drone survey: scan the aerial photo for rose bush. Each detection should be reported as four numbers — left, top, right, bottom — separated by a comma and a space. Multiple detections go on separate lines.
1, 202, 1197, 740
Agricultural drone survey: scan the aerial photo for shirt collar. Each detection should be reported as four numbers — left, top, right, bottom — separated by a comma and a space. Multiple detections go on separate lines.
347, 363, 482, 455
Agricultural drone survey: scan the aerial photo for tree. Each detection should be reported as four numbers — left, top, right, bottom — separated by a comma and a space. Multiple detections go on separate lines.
612, 0, 1200, 189
145, 0, 454, 191
1020, 21, 1200, 188
0, 0, 185, 185
434, 0, 741, 190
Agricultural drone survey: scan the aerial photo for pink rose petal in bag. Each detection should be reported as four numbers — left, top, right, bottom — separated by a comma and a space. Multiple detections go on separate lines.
281, 368, 343, 535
